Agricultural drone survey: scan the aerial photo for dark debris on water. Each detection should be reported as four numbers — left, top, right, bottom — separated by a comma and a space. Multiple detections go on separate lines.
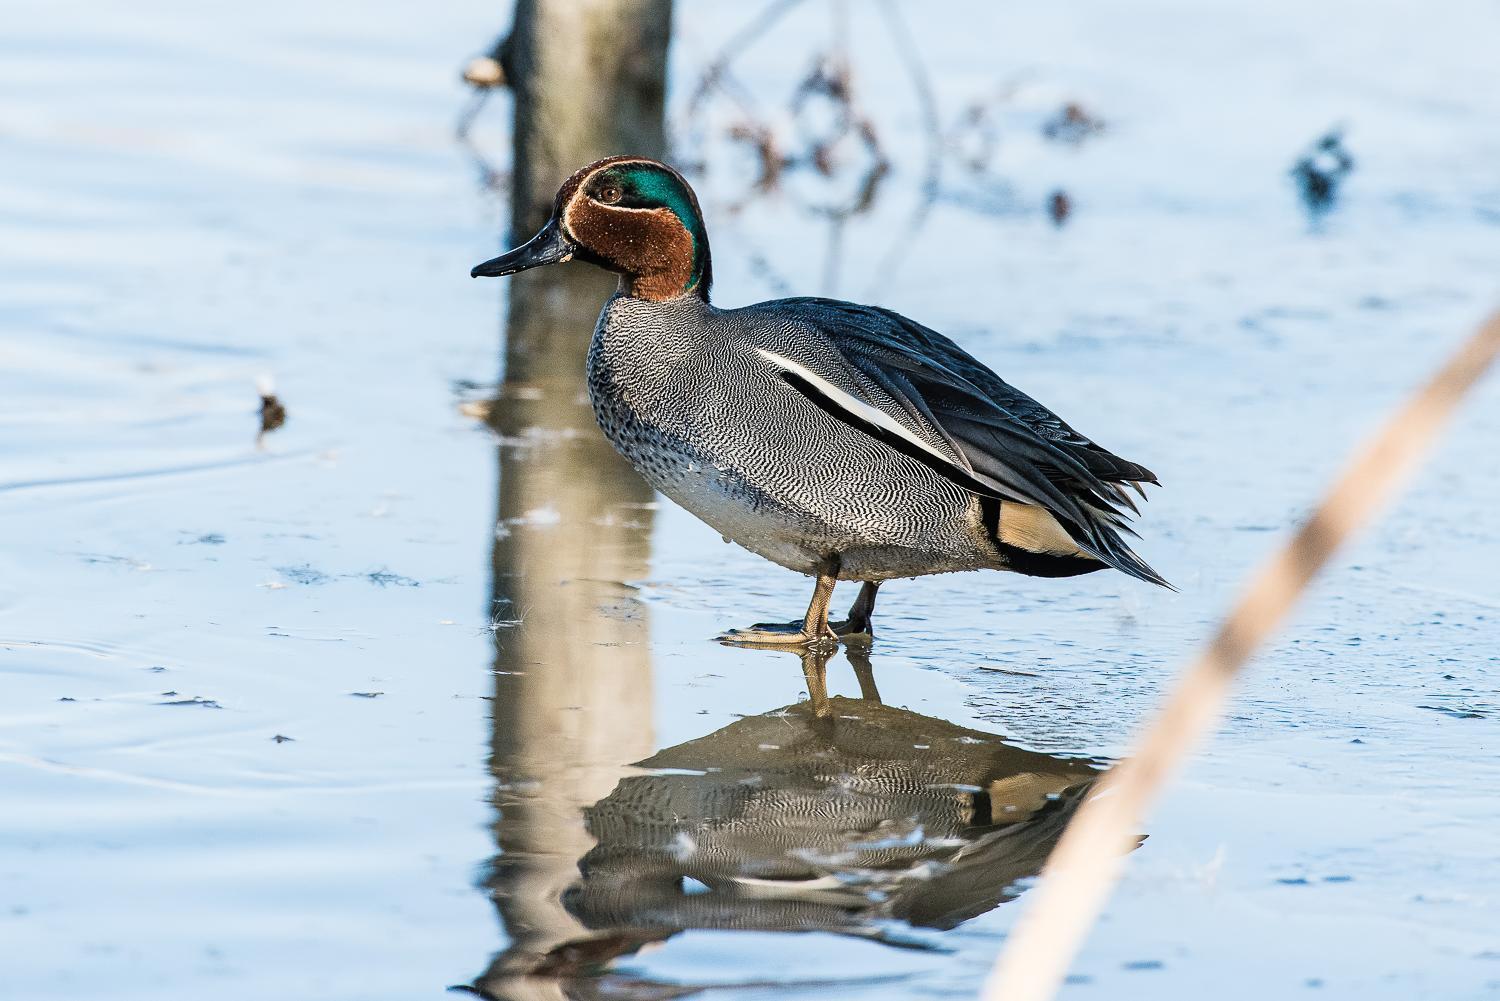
276, 565, 330, 586
1419, 703, 1488, 720
367, 569, 419, 588
1291, 128, 1354, 218
1047, 189, 1072, 227
180, 533, 225, 545
158, 695, 223, 708
1041, 101, 1106, 144
257, 375, 286, 445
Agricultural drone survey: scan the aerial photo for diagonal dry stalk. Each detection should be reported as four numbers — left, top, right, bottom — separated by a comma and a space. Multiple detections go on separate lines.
982, 310, 1500, 1001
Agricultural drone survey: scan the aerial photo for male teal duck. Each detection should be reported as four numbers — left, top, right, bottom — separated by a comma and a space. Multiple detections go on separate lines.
472, 156, 1169, 647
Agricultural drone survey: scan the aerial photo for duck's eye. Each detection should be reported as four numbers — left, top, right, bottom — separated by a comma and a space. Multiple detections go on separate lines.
598, 184, 623, 205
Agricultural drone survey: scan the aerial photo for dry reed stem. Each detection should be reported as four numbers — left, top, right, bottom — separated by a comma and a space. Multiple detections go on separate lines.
982, 310, 1500, 1001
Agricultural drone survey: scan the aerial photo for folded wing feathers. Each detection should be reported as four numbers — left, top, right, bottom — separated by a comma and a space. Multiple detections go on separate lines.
766, 300, 1172, 590
859, 304, 1161, 489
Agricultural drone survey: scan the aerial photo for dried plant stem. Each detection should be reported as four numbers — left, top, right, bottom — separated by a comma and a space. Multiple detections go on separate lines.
982, 310, 1500, 1001
876, 0, 941, 197
686, 0, 807, 119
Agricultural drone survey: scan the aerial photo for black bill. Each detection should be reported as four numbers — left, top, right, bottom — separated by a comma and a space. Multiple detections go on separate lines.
470, 220, 574, 278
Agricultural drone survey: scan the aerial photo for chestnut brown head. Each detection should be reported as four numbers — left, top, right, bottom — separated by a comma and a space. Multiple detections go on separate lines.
471, 157, 712, 302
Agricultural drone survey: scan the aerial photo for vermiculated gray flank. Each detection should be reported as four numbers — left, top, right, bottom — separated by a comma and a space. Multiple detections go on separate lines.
589, 292, 1166, 586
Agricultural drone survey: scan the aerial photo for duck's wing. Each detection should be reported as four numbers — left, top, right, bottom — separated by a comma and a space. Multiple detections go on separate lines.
856, 303, 1158, 488
756, 298, 1170, 589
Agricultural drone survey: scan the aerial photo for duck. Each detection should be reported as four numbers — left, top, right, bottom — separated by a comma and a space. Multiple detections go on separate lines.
471, 156, 1169, 647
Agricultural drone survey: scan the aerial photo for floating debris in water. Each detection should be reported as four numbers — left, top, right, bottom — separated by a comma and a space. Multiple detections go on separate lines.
78, 552, 151, 570
256, 374, 286, 445
1042, 101, 1105, 144
271, 734, 295, 743
275, 564, 330, 586
1291, 129, 1354, 219
1418, 702, 1487, 719
180, 533, 225, 545
367, 568, 419, 588
1048, 189, 1072, 226
350, 691, 384, 699
158, 695, 222, 708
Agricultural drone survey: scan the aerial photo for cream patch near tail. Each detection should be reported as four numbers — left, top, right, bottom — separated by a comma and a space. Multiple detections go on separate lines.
998, 502, 1086, 556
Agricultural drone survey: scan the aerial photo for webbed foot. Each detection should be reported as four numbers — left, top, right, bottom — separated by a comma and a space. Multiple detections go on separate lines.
717, 618, 839, 649
827, 616, 873, 646
716, 578, 881, 649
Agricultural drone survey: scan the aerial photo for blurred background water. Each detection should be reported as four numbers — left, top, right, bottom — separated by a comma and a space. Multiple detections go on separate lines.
2, 2, 1499, 999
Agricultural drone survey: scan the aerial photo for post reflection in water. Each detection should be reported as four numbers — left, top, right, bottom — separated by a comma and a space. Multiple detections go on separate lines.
478, 263, 660, 1000
474, 297, 1107, 990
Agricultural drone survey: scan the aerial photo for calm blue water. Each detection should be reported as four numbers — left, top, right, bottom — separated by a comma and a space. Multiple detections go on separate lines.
2, 2, 1499, 999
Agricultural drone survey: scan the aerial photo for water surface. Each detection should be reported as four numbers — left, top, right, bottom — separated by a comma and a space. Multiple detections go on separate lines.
3, 2, 1499, 999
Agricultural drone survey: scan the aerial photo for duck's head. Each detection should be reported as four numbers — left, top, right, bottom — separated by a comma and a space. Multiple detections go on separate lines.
471, 156, 712, 302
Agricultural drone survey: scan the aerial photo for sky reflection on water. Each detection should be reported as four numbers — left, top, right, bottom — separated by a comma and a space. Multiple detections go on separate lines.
1, 2, 1499, 1000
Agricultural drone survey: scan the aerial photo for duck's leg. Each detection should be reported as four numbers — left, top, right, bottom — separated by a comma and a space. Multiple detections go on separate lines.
717, 573, 841, 648
845, 646, 882, 703
829, 581, 880, 643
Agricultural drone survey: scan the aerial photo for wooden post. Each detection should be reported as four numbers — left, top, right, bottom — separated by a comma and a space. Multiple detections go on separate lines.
476, 1, 673, 993
500, 0, 672, 388
506, 0, 672, 240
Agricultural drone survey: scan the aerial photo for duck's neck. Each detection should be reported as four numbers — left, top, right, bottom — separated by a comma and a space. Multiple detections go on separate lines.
620, 276, 711, 305
617, 229, 712, 303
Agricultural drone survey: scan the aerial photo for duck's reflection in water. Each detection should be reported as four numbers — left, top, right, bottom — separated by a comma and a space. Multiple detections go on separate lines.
472, 647, 1104, 1000
471, 252, 1107, 1001
576, 647, 1102, 940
